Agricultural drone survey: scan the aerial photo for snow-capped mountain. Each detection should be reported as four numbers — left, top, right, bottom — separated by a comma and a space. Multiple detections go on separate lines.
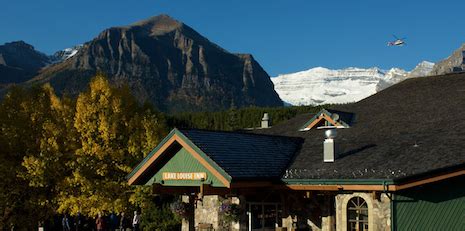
408, 61, 435, 77
49, 44, 83, 63
272, 61, 434, 106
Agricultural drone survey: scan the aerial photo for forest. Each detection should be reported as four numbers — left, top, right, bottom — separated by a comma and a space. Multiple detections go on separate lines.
0, 75, 322, 230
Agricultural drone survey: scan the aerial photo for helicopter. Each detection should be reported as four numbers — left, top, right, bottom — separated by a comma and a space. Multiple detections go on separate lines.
387, 35, 406, 46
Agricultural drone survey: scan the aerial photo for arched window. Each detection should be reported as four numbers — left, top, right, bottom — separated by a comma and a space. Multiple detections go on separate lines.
347, 197, 368, 231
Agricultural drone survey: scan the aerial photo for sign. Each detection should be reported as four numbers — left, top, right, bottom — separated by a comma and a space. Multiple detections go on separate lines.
162, 172, 207, 181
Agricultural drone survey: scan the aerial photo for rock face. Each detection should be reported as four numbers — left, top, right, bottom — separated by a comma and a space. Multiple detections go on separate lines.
430, 43, 465, 76
0, 41, 50, 85
407, 61, 435, 78
50, 45, 83, 63
272, 61, 434, 106
30, 15, 282, 112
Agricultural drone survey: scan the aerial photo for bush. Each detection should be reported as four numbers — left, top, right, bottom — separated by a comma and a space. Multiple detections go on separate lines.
141, 201, 181, 231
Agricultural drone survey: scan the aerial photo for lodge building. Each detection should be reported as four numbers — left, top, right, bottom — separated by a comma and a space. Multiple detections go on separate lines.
128, 73, 465, 231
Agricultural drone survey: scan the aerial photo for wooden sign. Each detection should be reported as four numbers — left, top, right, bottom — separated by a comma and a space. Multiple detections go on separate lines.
162, 172, 207, 181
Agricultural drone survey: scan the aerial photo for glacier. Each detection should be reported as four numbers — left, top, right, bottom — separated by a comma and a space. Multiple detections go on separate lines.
272, 61, 434, 106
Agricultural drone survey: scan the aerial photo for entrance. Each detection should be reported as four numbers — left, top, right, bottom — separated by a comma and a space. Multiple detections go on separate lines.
247, 202, 282, 231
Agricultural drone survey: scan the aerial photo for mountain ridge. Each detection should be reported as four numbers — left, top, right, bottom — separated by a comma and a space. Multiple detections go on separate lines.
430, 43, 465, 75
26, 14, 283, 112
272, 61, 434, 106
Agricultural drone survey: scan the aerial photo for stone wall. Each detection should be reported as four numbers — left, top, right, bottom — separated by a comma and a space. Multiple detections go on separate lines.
335, 192, 391, 231
191, 195, 244, 231
195, 195, 221, 230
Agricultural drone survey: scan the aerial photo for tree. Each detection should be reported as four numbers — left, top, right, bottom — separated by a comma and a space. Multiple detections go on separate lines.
0, 85, 71, 230
57, 75, 167, 216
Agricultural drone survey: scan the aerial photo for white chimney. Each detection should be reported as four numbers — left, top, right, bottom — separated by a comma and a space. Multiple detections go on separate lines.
261, 113, 270, 128
323, 129, 337, 162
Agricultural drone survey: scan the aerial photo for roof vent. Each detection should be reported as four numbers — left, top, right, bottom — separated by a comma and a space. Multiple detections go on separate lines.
324, 129, 337, 162
261, 113, 270, 128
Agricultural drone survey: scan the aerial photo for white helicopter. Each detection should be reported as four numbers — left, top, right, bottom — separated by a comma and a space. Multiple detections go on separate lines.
387, 35, 406, 46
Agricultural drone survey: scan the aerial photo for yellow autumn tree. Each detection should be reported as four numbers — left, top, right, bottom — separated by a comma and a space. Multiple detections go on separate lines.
0, 85, 74, 229
57, 75, 166, 216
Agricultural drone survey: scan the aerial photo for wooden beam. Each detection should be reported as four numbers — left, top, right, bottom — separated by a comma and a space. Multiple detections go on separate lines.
305, 113, 340, 130
175, 136, 231, 188
152, 186, 198, 195
201, 184, 231, 195
128, 136, 177, 185
278, 169, 465, 192
392, 169, 465, 191
230, 181, 275, 188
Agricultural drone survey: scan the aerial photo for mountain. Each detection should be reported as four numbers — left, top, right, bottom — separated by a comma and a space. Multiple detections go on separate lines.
407, 61, 435, 77
430, 43, 465, 75
28, 14, 282, 112
272, 61, 434, 106
50, 45, 83, 63
0, 41, 50, 86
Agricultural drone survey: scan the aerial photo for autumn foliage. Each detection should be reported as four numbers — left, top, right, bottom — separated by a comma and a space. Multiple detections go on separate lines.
0, 75, 167, 229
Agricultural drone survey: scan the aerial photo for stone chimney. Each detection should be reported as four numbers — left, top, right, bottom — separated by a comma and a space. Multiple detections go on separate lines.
323, 129, 337, 162
261, 113, 270, 128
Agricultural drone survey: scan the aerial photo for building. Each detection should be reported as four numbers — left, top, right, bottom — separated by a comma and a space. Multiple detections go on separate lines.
127, 73, 465, 231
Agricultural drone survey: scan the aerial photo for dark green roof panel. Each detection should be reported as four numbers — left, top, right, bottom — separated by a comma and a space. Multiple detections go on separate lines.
393, 175, 465, 230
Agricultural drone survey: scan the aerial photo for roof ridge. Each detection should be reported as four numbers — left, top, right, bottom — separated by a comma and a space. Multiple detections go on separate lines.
178, 128, 303, 140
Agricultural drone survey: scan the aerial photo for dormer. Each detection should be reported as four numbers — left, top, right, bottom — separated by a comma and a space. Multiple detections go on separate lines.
299, 109, 354, 131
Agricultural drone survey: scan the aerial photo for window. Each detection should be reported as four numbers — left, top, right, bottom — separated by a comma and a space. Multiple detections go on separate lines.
247, 202, 282, 231
347, 197, 368, 231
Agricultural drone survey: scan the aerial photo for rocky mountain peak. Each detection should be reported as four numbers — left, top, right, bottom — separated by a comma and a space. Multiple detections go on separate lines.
26, 14, 282, 112
430, 43, 465, 76
4, 40, 35, 50
408, 61, 434, 77
0, 41, 50, 85
125, 14, 184, 36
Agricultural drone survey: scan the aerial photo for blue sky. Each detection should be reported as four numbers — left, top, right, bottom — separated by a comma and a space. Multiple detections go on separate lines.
1, 0, 465, 76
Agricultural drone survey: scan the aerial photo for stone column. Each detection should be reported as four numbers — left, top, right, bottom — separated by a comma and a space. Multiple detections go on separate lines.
181, 195, 195, 231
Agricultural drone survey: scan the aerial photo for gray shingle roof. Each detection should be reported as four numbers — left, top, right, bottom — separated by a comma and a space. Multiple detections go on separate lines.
253, 73, 465, 181
180, 129, 302, 180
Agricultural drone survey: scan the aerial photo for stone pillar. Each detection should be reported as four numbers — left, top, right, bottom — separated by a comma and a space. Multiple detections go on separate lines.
181, 195, 195, 231
195, 195, 221, 229
320, 195, 335, 231
230, 196, 242, 231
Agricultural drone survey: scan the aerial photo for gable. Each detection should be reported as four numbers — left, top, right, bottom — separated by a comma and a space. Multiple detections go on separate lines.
146, 147, 226, 187
299, 109, 353, 131
127, 129, 231, 187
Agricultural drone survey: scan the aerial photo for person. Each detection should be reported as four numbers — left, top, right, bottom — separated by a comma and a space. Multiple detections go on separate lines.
119, 212, 130, 231
62, 214, 71, 231
109, 213, 118, 231
96, 212, 105, 231
132, 211, 141, 231
74, 212, 84, 231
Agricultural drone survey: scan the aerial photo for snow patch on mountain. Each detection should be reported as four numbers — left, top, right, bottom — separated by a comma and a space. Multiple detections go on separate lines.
49, 45, 83, 63
272, 61, 433, 106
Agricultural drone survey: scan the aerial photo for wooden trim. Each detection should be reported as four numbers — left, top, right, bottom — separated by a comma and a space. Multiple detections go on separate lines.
305, 113, 340, 130
392, 169, 465, 191
281, 184, 395, 191
305, 116, 325, 130
281, 169, 465, 192
201, 184, 231, 195
282, 185, 342, 191
230, 181, 275, 188
128, 134, 231, 187
321, 114, 340, 127
175, 135, 231, 188
128, 136, 177, 185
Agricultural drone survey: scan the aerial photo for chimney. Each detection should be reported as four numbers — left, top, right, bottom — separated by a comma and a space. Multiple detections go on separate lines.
323, 129, 337, 162
261, 113, 270, 128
